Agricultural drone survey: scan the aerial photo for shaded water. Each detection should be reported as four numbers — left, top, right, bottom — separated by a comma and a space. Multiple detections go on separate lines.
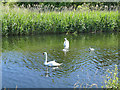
2, 33, 118, 88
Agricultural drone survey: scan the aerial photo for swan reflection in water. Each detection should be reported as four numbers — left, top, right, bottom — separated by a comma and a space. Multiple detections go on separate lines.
62, 48, 69, 56
45, 66, 60, 77
45, 67, 49, 77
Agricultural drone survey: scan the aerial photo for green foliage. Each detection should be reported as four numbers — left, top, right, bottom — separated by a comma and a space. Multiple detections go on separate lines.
3, 2, 118, 10
2, 5, 119, 36
102, 65, 119, 88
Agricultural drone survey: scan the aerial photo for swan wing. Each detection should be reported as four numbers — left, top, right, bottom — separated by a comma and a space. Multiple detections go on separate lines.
64, 40, 69, 48
48, 61, 62, 66
52, 62, 62, 66
64, 41, 66, 47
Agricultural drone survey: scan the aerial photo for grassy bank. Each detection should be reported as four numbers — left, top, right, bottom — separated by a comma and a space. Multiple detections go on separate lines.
2, 5, 119, 36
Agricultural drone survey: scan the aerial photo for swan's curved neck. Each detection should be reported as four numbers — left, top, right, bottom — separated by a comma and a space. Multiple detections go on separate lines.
45, 53, 47, 63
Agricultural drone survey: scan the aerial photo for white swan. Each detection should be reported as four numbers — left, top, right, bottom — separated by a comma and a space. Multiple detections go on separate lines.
43, 52, 62, 66
89, 47, 95, 51
64, 38, 69, 49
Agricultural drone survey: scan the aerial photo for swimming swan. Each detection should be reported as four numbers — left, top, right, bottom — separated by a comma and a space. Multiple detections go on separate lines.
43, 52, 62, 66
64, 38, 69, 49
89, 47, 95, 51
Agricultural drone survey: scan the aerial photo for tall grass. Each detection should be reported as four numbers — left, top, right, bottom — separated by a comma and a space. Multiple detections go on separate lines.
2, 4, 119, 36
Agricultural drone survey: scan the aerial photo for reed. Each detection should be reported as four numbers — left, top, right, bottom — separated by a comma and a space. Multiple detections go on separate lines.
2, 5, 119, 36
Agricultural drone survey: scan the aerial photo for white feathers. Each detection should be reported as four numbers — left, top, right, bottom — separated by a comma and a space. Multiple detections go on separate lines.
89, 47, 95, 51
43, 52, 62, 67
64, 38, 69, 49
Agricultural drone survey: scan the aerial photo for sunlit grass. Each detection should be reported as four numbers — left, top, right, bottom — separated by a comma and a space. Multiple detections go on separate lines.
2, 4, 119, 36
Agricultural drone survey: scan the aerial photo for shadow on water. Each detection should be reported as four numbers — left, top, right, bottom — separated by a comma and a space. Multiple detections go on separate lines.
2, 32, 118, 88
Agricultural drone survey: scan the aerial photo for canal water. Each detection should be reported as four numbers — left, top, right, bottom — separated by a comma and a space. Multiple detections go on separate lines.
2, 33, 118, 88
